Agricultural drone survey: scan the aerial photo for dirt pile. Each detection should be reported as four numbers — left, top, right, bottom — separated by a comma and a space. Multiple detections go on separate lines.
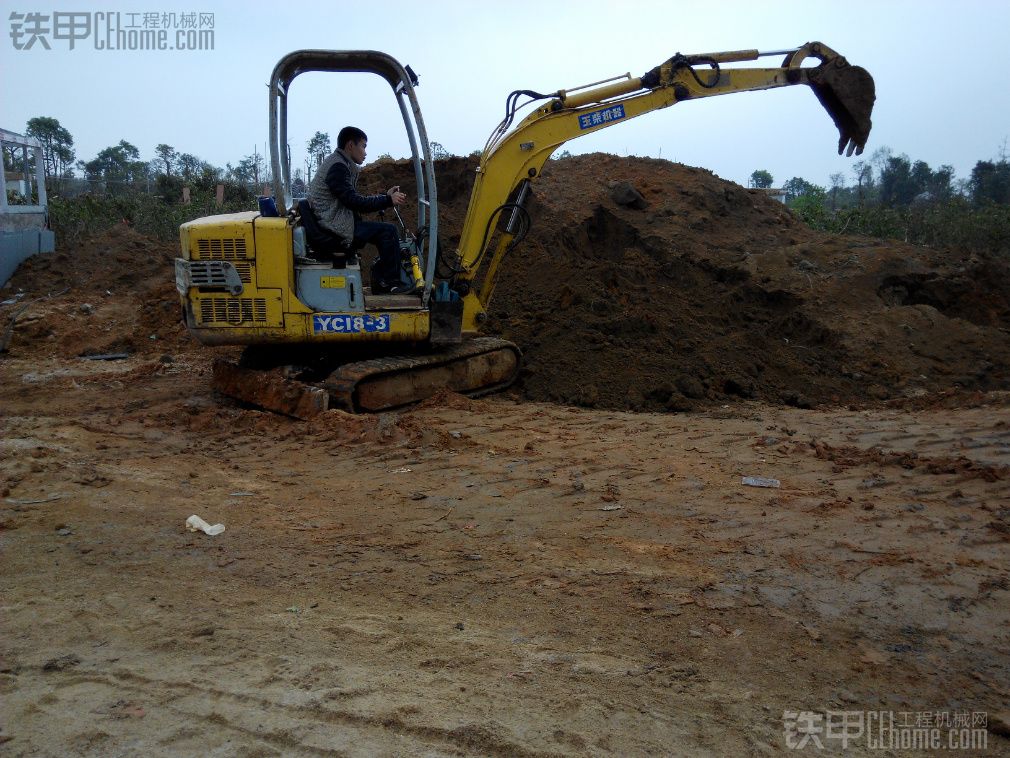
372, 154, 1010, 410
2, 223, 189, 360
5, 155, 1010, 412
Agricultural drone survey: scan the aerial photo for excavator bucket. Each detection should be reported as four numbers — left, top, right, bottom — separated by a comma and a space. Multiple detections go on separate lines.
806, 61, 876, 156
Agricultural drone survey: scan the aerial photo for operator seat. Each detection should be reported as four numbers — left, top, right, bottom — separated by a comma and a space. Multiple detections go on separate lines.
297, 199, 355, 268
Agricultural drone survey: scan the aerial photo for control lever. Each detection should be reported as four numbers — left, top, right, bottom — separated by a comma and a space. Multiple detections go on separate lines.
391, 204, 424, 291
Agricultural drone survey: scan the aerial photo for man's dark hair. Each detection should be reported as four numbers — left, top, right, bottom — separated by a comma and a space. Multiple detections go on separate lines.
338, 126, 367, 149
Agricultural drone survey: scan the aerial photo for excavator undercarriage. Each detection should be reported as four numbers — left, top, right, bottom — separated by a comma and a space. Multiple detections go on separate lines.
211, 338, 521, 419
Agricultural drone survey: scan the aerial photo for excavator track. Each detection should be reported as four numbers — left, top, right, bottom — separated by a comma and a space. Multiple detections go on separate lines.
211, 338, 521, 419
324, 337, 522, 413
212, 359, 329, 420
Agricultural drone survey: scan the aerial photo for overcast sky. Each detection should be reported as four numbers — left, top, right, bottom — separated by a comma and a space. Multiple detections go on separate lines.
4, 0, 1009, 190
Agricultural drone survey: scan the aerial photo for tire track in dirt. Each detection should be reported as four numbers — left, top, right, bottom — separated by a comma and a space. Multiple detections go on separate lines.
36, 669, 568, 757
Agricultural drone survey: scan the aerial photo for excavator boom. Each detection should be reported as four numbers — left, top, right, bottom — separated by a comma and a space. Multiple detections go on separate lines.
453, 42, 875, 321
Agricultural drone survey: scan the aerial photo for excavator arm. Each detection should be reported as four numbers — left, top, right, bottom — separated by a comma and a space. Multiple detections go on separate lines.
450, 41, 875, 330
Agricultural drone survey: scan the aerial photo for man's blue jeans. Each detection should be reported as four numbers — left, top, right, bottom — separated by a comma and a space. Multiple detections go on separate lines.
353, 220, 401, 285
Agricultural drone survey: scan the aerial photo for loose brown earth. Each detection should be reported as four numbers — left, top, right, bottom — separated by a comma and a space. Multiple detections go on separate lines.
2, 156, 1009, 755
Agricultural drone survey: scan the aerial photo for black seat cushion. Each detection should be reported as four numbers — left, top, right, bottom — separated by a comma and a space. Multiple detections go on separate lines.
297, 199, 354, 262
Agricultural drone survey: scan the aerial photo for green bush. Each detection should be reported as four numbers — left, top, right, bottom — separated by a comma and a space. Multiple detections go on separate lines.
790, 193, 830, 228
7, 188, 40, 205
795, 198, 1010, 256
49, 190, 256, 245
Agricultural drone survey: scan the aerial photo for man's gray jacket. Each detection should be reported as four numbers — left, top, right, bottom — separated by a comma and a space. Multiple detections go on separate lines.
308, 148, 392, 243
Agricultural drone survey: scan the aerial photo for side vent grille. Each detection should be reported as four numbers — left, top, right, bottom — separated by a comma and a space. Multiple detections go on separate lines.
232, 262, 252, 282
195, 238, 249, 260
199, 298, 268, 324
188, 260, 248, 287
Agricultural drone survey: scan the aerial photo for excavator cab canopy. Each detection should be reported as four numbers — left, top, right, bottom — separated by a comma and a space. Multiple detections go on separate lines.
267, 50, 439, 302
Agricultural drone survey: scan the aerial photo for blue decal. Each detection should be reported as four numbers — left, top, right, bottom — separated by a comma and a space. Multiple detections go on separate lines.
578, 104, 626, 130
313, 314, 391, 334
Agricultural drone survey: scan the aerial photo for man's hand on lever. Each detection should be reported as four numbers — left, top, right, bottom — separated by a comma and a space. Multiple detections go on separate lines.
387, 186, 407, 206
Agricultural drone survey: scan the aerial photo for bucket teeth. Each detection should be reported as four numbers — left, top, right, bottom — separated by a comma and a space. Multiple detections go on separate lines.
808, 63, 876, 156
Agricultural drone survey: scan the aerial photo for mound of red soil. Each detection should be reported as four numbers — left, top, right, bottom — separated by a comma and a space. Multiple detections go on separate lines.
2, 223, 190, 360
5, 155, 1010, 412
369, 154, 1010, 410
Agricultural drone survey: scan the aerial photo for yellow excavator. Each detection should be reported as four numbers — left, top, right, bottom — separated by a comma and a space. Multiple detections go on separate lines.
176, 43, 874, 417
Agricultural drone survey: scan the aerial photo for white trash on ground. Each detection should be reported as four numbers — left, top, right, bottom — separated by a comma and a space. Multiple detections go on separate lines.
741, 476, 781, 488
186, 515, 226, 536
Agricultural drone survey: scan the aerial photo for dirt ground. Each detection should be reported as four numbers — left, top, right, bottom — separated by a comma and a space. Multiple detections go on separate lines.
2, 157, 1010, 755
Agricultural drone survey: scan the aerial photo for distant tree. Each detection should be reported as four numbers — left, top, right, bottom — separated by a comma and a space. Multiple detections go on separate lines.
155, 143, 178, 176
307, 132, 331, 167
851, 160, 873, 204
879, 154, 918, 206
227, 161, 249, 187
177, 153, 203, 182
290, 168, 305, 197
928, 164, 956, 202
228, 153, 264, 189
150, 158, 215, 200
748, 169, 773, 189
910, 160, 932, 194
878, 156, 955, 205
969, 159, 1010, 205
870, 146, 893, 178
782, 176, 824, 203
429, 142, 450, 160
829, 172, 846, 210
154, 173, 184, 200
787, 182, 829, 224
25, 116, 76, 183
82, 140, 146, 191
3, 145, 24, 199
196, 162, 222, 190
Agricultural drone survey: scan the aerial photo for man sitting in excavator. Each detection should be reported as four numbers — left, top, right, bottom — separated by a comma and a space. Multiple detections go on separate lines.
307, 126, 413, 294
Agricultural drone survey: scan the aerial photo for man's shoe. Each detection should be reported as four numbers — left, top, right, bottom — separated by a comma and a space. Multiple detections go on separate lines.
388, 281, 418, 295
373, 280, 417, 295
